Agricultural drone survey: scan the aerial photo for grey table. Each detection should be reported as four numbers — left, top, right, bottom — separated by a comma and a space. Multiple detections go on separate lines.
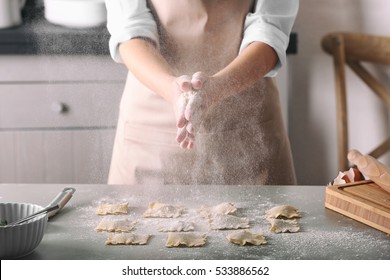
0, 184, 389, 260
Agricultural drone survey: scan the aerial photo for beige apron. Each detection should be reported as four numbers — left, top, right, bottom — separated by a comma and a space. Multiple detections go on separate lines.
108, 0, 296, 185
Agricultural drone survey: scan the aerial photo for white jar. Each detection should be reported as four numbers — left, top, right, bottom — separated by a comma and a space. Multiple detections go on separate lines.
0, 0, 26, 29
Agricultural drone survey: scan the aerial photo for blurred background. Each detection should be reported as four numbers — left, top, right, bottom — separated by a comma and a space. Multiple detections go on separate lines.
0, 0, 389, 186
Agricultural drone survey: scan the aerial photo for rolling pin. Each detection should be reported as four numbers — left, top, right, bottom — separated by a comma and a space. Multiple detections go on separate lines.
348, 149, 390, 193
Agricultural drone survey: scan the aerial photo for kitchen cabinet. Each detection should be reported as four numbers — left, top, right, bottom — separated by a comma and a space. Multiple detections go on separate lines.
0, 55, 127, 183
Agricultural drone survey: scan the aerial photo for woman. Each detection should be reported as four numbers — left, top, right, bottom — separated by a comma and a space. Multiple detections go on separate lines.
105, 0, 298, 185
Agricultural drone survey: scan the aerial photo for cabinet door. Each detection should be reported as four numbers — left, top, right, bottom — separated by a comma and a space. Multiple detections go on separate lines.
0, 83, 123, 129
0, 129, 115, 184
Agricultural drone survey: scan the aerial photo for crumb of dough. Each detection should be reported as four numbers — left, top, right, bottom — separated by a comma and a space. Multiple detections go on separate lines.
95, 218, 137, 233
96, 202, 128, 215
199, 202, 237, 218
165, 232, 207, 247
265, 205, 302, 219
267, 218, 300, 233
158, 220, 194, 232
226, 230, 267, 246
143, 201, 184, 218
208, 214, 250, 230
105, 233, 150, 245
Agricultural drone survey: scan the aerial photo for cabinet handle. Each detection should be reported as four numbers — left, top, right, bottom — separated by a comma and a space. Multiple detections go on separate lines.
51, 102, 68, 114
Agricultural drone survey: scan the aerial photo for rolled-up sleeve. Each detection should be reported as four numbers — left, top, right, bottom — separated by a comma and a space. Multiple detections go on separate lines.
105, 0, 158, 63
240, 0, 299, 77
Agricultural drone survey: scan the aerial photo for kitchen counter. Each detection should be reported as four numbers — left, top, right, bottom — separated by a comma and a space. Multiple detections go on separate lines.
0, 0, 109, 55
0, 184, 389, 260
0, 0, 298, 55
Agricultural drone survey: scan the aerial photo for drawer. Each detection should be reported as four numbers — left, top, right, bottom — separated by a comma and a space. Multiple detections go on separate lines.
0, 55, 127, 82
0, 82, 124, 129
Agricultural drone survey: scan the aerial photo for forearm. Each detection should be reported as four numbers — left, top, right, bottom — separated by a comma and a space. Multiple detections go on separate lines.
210, 42, 278, 103
119, 38, 176, 102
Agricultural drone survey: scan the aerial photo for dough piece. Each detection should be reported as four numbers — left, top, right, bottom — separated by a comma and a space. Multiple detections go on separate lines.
265, 205, 302, 219
95, 218, 137, 232
158, 220, 194, 232
208, 214, 250, 230
105, 233, 150, 245
226, 230, 267, 246
143, 202, 184, 218
267, 218, 300, 233
199, 202, 237, 218
96, 202, 128, 215
165, 232, 207, 247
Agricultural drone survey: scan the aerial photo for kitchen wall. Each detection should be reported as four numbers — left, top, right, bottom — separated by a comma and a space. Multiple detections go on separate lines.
288, 0, 390, 185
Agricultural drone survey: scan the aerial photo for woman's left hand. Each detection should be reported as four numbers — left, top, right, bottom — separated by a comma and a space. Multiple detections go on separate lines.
184, 72, 215, 134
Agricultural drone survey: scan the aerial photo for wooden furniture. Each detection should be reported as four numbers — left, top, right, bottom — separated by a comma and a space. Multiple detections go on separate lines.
325, 180, 390, 234
321, 32, 390, 171
0, 55, 126, 183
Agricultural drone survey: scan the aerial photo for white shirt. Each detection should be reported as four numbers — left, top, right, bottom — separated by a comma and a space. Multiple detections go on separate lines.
105, 0, 299, 77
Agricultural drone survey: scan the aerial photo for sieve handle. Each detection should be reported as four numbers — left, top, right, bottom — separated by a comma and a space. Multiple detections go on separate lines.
47, 187, 76, 218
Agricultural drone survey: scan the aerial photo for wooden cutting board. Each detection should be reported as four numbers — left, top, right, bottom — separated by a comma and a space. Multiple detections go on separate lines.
325, 180, 390, 234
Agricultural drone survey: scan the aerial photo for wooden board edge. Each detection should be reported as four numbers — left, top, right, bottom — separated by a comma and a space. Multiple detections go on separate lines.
325, 185, 390, 215
325, 202, 390, 234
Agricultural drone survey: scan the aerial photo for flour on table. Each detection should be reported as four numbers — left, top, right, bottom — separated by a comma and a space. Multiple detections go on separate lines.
199, 202, 237, 218
226, 230, 267, 246
143, 202, 184, 218
267, 218, 300, 233
165, 232, 207, 247
95, 218, 137, 233
158, 220, 194, 232
208, 214, 250, 230
265, 205, 302, 219
105, 233, 150, 245
96, 202, 128, 215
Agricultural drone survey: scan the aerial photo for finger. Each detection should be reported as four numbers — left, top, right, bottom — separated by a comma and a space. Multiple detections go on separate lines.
185, 93, 201, 121
176, 75, 192, 92
187, 141, 194, 149
180, 137, 189, 149
176, 95, 187, 128
176, 127, 187, 143
191, 71, 207, 90
184, 95, 195, 121
186, 122, 194, 134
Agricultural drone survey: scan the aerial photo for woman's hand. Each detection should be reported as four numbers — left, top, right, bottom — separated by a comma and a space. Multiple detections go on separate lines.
184, 72, 216, 134
173, 75, 195, 149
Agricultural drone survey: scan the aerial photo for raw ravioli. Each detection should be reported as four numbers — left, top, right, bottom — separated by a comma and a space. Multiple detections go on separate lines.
199, 202, 237, 218
226, 230, 267, 246
95, 218, 137, 232
165, 232, 207, 247
143, 202, 184, 218
158, 220, 194, 232
105, 233, 150, 245
265, 205, 302, 219
96, 202, 128, 215
208, 214, 250, 230
267, 218, 300, 233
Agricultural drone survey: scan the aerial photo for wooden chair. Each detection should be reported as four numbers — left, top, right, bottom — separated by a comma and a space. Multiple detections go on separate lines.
321, 32, 390, 171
